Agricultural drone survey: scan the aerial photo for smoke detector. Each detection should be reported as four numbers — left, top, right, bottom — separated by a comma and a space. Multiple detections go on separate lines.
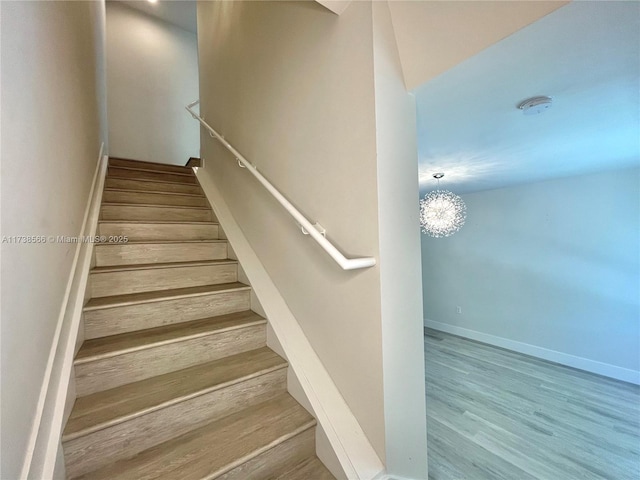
518, 96, 552, 115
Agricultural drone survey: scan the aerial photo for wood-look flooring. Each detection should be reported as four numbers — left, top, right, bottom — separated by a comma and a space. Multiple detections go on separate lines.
424, 329, 640, 480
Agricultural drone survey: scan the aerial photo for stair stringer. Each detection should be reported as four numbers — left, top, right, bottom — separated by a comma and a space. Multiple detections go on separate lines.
196, 168, 385, 480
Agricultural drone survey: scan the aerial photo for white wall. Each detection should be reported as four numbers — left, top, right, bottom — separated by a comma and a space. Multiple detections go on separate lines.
372, 2, 428, 478
106, 2, 199, 166
422, 167, 640, 382
0, 2, 107, 478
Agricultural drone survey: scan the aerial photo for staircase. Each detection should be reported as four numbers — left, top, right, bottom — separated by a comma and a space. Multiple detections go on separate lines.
62, 158, 335, 479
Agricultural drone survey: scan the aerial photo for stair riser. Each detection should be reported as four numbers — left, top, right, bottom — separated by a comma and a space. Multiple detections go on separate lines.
108, 167, 197, 184
98, 222, 218, 241
103, 190, 208, 208
75, 325, 267, 396
109, 159, 193, 174
101, 205, 213, 222
91, 264, 238, 297
63, 369, 287, 478
105, 177, 203, 195
95, 242, 227, 266
84, 290, 251, 339
218, 427, 316, 480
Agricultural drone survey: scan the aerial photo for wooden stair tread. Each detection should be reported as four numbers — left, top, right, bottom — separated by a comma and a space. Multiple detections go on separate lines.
108, 165, 195, 177
74, 394, 316, 480
96, 239, 226, 245
91, 259, 237, 274
106, 177, 202, 188
84, 282, 250, 310
68, 158, 323, 478
104, 188, 204, 198
76, 311, 266, 363
102, 202, 210, 210
98, 220, 217, 225
109, 158, 194, 173
64, 346, 286, 441
276, 457, 335, 480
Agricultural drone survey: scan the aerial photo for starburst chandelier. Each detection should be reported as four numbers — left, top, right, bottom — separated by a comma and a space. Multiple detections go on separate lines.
420, 173, 466, 237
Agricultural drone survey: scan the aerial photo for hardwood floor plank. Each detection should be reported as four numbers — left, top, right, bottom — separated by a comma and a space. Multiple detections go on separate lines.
425, 329, 640, 480
427, 417, 537, 480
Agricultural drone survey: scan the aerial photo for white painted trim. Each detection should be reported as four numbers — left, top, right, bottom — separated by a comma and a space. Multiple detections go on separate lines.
20, 147, 109, 480
425, 319, 640, 385
373, 472, 417, 480
196, 169, 385, 480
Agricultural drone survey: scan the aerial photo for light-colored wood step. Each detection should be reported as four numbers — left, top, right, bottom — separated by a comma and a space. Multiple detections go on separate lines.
63, 347, 287, 478
215, 428, 316, 480
98, 221, 218, 241
94, 240, 227, 266
90, 260, 238, 297
275, 457, 335, 480
108, 166, 198, 184
73, 394, 316, 480
109, 158, 194, 174
103, 189, 209, 208
105, 177, 204, 195
74, 312, 267, 396
83, 284, 252, 339
101, 203, 213, 222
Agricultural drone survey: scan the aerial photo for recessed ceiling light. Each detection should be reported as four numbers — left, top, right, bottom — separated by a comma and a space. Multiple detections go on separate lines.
518, 96, 552, 115
148, 0, 158, 3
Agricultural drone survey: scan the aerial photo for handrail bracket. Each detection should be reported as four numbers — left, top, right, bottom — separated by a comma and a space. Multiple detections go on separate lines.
300, 222, 326, 238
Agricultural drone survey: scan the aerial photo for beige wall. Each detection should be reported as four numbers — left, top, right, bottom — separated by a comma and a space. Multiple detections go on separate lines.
106, 2, 199, 166
197, 2, 430, 474
197, 0, 387, 460
0, 2, 107, 478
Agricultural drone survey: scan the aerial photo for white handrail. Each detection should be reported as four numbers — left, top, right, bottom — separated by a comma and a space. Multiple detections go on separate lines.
186, 100, 376, 271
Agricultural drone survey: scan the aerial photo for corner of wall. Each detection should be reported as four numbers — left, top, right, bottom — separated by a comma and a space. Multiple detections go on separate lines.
195, 166, 385, 480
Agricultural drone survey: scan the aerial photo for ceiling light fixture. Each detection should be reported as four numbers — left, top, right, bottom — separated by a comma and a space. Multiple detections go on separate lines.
148, 0, 158, 3
420, 173, 466, 238
518, 96, 552, 115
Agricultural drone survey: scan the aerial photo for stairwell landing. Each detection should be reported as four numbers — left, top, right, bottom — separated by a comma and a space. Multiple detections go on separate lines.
61, 157, 335, 479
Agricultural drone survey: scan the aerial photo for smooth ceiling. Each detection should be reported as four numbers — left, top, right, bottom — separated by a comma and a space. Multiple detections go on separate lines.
414, 1, 640, 194
114, 0, 197, 33
389, 0, 567, 90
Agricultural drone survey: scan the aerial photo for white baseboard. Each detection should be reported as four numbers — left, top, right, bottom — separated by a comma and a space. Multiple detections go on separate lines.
373, 473, 418, 480
20, 146, 109, 480
196, 168, 385, 480
425, 319, 640, 385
